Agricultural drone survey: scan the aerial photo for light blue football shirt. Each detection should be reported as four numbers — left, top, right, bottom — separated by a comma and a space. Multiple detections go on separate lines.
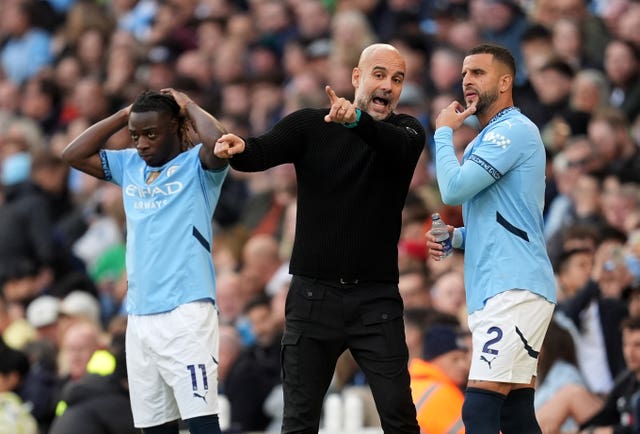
100, 144, 228, 315
434, 108, 556, 313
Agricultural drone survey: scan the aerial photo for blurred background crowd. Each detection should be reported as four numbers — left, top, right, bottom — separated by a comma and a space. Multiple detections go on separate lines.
0, 0, 639, 432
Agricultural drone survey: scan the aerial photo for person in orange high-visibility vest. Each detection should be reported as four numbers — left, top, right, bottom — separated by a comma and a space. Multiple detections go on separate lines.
410, 324, 470, 434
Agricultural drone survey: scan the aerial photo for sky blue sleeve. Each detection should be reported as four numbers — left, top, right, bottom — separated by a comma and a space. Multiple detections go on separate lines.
100, 149, 129, 186
452, 227, 465, 250
434, 126, 496, 205
471, 123, 524, 175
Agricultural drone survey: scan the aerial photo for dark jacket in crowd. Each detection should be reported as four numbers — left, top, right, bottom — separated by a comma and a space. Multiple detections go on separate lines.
557, 280, 628, 381
580, 370, 640, 434
48, 373, 136, 434
223, 333, 282, 433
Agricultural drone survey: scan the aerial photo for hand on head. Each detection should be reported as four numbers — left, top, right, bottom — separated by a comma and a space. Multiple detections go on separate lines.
324, 86, 358, 124
435, 101, 476, 130
161, 88, 191, 112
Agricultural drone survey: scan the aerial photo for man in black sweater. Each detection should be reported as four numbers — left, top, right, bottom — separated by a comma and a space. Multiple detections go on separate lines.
215, 43, 425, 434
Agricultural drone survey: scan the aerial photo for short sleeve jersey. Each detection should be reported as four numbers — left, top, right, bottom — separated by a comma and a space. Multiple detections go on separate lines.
100, 144, 228, 314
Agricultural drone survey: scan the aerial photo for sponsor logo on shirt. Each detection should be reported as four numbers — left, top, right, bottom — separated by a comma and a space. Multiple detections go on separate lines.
125, 182, 184, 209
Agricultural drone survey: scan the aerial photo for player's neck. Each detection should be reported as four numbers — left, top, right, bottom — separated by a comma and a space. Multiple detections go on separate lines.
478, 100, 515, 129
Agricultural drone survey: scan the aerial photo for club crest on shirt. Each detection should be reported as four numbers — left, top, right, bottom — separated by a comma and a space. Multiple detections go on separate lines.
166, 165, 180, 177
482, 131, 511, 149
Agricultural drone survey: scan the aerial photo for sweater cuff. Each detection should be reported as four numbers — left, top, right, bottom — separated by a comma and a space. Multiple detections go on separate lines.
343, 108, 361, 128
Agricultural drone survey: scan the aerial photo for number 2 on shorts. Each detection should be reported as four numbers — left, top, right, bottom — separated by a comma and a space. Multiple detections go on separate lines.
482, 326, 503, 355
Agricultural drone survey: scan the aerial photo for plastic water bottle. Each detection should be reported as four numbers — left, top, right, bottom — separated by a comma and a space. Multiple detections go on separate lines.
323, 393, 343, 432
431, 213, 452, 259
343, 390, 364, 431
218, 394, 231, 431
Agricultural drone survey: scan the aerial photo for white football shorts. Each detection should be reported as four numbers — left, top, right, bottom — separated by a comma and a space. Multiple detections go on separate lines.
468, 289, 554, 384
126, 300, 220, 428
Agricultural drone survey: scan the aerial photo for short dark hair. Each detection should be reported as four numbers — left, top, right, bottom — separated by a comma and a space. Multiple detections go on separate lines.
521, 24, 552, 44
0, 346, 30, 383
554, 247, 594, 273
621, 316, 640, 332
467, 43, 516, 77
540, 57, 575, 79
561, 224, 600, 246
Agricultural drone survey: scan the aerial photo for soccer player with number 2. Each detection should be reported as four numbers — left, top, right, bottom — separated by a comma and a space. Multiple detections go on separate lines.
427, 44, 557, 434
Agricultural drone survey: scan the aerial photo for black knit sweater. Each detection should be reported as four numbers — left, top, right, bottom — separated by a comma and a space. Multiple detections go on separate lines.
230, 108, 426, 283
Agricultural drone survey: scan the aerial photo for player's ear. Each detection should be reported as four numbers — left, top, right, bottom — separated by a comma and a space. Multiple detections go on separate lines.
499, 73, 513, 93
352, 67, 361, 88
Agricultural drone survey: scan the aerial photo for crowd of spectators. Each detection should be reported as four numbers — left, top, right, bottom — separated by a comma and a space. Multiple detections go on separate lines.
1, 0, 640, 432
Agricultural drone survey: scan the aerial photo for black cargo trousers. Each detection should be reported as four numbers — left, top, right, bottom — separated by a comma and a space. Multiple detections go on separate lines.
280, 275, 420, 434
